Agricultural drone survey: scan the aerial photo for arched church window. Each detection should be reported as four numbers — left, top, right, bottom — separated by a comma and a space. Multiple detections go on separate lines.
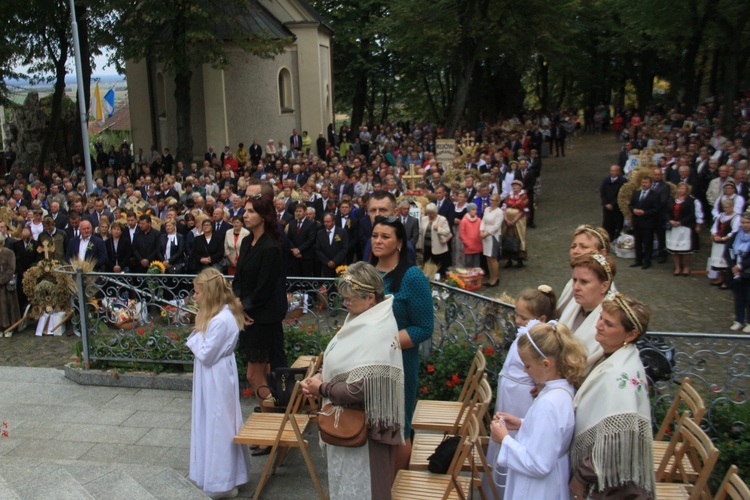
278, 68, 293, 114
156, 72, 167, 119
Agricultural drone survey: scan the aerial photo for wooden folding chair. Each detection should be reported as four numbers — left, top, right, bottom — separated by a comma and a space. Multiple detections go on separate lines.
392, 413, 481, 500
409, 376, 498, 499
655, 414, 721, 500
714, 465, 750, 500
412, 349, 486, 434
234, 356, 326, 500
653, 378, 706, 482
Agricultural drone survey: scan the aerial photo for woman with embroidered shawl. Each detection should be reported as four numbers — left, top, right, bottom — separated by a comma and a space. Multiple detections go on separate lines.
302, 262, 405, 500
570, 294, 655, 500
558, 253, 616, 371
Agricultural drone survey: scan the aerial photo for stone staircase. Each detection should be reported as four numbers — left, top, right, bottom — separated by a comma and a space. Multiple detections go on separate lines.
0, 458, 207, 499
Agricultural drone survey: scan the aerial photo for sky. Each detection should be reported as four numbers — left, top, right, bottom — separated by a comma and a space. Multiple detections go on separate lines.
9, 50, 122, 83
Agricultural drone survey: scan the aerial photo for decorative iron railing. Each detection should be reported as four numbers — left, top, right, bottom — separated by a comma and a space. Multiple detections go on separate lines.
61, 269, 749, 435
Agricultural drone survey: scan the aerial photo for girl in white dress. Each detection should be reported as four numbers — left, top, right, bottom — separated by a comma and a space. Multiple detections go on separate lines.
490, 322, 587, 500
188, 268, 250, 499
484, 285, 557, 498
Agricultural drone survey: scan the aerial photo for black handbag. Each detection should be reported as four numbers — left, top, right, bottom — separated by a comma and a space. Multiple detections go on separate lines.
427, 434, 460, 473
502, 236, 520, 254
264, 367, 308, 407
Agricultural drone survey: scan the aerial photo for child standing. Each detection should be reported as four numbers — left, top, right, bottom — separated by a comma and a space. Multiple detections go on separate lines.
490, 322, 587, 499
188, 268, 250, 499
484, 285, 557, 497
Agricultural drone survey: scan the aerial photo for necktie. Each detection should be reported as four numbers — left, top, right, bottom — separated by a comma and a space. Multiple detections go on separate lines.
297, 220, 302, 232
437, 200, 441, 210
216, 223, 220, 232
402, 217, 407, 225
640, 191, 647, 201
278, 213, 281, 220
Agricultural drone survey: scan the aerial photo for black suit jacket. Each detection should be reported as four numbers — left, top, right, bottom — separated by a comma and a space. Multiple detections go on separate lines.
515, 168, 537, 195
316, 226, 348, 275
290, 134, 303, 151
212, 220, 232, 238
14, 239, 39, 275
629, 189, 661, 229
287, 218, 317, 259
189, 234, 224, 273
335, 214, 359, 257
85, 210, 112, 230
599, 175, 626, 208
159, 232, 186, 268
435, 198, 455, 228
233, 233, 286, 323
66, 235, 107, 271
105, 236, 132, 272
132, 229, 161, 272
51, 212, 69, 230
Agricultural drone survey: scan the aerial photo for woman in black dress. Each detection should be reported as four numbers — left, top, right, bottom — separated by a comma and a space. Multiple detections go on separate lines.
232, 194, 286, 433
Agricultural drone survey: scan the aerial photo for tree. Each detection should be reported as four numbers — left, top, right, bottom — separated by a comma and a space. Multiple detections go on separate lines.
112, 0, 290, 161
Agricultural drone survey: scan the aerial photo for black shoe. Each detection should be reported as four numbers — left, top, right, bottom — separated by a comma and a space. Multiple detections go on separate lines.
527, 223, 537, 229
629, 262, 643, 268
251, 447, 272, 457
504, 261, 514, 269
515, 261, 525, 268
642, 262, 652, 270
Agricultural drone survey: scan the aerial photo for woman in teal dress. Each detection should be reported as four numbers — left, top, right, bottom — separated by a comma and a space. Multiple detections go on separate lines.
371, 215, 434, 471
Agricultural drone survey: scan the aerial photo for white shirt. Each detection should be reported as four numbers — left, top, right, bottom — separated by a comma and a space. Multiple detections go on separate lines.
79, 237, 90, 261
165, 235, 175, 260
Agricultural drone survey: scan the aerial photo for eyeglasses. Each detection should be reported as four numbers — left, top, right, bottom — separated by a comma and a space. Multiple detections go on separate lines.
374, 215, 399, 224
342, 296, 362, 306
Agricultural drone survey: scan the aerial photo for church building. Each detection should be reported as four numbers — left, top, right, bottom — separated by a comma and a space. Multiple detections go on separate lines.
126, 0, 334, 161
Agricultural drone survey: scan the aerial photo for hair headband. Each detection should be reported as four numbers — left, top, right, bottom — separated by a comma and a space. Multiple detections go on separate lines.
340, 272, 377, 293
591, 253, 613, 283
525, 320, 559, 359
612, 294, 644, 335
578, 225, 607, 250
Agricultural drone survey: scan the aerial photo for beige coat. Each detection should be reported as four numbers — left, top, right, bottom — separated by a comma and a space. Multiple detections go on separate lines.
0, 246, 20, 328
418, 214, 452, 255
224, 227, 251, 267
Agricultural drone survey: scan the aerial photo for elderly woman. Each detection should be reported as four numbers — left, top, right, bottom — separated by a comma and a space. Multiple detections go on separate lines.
725, 211, 750, 332
480, 194, 504, 287
0, 233, 20, 334
570, 294, 654, 499
709, 198, 741, 288
418, 202, 452, 278
224, 216, 250, 276
459, 203, 483, 268
558, 253, 617, 370
301, 262, 405, 499
557, 225, 612, 315
501, 179, 529, 268
667, 182, 696, 276
711, 179, 744, 219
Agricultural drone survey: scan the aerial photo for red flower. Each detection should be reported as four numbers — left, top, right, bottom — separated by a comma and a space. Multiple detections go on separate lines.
484, 347, 495, 356
451, 373, 461, 385
426, 365, 435, 373
420, 386, 429, 394
446, 380, 455, 388
137, 328, 146, 336
242, 388, 253, 397
476, 334, 483, 340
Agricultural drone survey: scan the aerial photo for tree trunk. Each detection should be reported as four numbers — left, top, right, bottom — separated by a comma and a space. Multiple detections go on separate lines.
350, 71, 368, 133
423, 76, 440, 124
709, 49, 720, 97
39, 33, 69, 168
635, 51, 655, 111
174, 70, 194, 162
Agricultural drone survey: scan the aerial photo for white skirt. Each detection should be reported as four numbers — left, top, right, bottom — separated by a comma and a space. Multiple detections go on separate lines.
709, 242, 729, 269
666, 226, 693, 253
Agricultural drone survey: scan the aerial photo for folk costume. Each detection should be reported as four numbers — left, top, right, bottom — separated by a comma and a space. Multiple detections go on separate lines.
319, 295, 405, 500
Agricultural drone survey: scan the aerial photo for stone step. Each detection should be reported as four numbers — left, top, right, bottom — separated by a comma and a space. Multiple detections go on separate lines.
0, 458, 207, 499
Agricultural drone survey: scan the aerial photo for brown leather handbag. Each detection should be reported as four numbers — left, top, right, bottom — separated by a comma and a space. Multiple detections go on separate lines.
318, 403, 367, 447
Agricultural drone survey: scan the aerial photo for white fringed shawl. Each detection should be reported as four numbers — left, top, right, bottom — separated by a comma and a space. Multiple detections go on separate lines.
322, 295, 405, 443
571, 344, 655, 495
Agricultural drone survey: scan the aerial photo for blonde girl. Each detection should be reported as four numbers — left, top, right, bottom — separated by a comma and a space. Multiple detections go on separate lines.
187, 268, 249, 499
490, 322, 587, 499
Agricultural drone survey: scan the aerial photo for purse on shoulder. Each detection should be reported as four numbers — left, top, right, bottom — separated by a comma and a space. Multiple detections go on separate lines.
318, 403, 367, 447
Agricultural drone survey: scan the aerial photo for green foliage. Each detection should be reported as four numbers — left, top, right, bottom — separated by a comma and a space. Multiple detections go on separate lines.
707, 399, 750, 490
417, 342, 499, 401
282, 322, 334, 360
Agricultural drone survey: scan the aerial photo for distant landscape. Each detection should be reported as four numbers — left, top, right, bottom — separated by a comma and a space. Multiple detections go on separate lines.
4, 74, 127, 105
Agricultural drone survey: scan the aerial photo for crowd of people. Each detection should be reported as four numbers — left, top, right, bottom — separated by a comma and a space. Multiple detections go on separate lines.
600, 99, 750, 332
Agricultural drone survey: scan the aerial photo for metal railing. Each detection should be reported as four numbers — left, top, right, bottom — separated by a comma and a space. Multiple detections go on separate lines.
61, 268, 749, 434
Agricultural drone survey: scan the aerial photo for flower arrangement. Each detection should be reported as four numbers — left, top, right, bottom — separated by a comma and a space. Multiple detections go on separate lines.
335, 265, 348, 275
22, 258, 74, 319
147, 261, 167, 274
445, 272, 467, 289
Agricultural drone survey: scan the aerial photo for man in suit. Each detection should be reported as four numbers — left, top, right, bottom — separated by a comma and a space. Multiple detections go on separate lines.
551, 122, 567, 157
629, 176, 660, 269
65, 212, 82, 240
434, 185, 455, 228
464, 176, 478, 202
397, 200, 420, 251
211, 208, 232, 238
335, 199, 358, 263
249, 139, 263, 166
599, 165, 626, 241
14, 227, 39, 313
287, 205, 317, 277
204, 146, 217, 163
316, 213, 348, 277
335, 170, 355, 200
85, 198, 113, 231
515, 159, 538, 227
65, 220, 107, 271
290, 129, 302, 157
48, 201, 69, 231
650, 167, 671, 263
132, 215, 161, 273
274, 199, 294, 228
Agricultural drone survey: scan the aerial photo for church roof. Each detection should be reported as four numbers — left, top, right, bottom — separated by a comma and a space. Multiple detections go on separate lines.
212, 0, 294, 40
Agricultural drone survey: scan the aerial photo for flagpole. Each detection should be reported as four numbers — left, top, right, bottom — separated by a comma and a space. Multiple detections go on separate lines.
69, 0, 94, 194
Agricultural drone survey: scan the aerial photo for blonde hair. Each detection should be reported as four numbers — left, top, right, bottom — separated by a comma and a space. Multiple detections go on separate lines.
193, 268, 245, 334
517, 322, 588, 388
336, 261, 385, 302
517, 286, 557, 321
572, 224, 611, 254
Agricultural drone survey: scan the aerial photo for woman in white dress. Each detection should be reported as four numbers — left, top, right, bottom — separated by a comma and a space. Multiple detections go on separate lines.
709, 198, 740, 287
187, 268, 250, 499
302, 262, 405, 500
558, 253, 616, 371
490, 321, 587, 500
480, 194, 504, 287
556, 225, 613, 316
711, 180, 744, 219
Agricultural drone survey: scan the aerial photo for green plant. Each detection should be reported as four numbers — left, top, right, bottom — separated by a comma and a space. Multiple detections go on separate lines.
706, 399, 750, 491
282, 321, 334, 361
417, 342, 499, 401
